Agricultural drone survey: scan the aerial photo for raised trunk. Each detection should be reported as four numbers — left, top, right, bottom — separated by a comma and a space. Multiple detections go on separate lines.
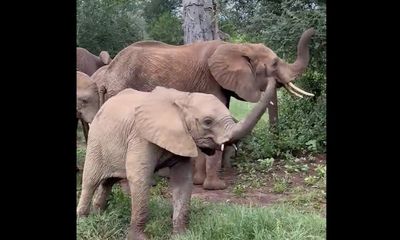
288, 28, 315, 78
227, 79, 277, 142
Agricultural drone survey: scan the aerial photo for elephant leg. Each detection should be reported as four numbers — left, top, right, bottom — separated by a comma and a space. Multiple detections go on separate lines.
92, 177, 120, 213
77, 173, 102, 217
192, 152, 206, 185
119, 178, 131, 195
169, 157, 192, 234
126, 143, 159, 240
203, 151, 227, 190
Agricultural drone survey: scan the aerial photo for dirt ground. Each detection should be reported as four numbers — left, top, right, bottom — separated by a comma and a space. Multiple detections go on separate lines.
191, 175, 283, 206
191, 154, 326, 207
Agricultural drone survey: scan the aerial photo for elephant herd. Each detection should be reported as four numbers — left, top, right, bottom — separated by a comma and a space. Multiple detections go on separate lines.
76, 28, 316, 240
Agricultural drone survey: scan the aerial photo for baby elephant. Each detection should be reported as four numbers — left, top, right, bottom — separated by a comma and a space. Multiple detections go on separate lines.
77, 82, 276, 239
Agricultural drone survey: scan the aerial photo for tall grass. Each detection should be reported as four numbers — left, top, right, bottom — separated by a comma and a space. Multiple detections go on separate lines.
77, 189, 325, 240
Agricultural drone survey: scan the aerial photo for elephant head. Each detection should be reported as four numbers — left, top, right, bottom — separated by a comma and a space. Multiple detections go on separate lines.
208, 28, 315, 102
76, 47, 112, 76
134, 81, 277, 158
76, 71, 100, 123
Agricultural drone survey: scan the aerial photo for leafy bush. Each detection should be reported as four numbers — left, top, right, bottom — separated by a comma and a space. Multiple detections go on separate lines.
77, 0, 146, 57
147, 12, 183, 45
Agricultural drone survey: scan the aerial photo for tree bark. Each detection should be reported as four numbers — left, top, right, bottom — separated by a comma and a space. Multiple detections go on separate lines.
182, 0, 219, 44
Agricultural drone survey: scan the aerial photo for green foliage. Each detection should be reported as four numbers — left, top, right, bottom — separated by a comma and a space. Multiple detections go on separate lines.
276, 90, 326, 154
272, 175, 291, 193
150, 176, 170, 197
77, 0, 146, 56
233, 183, 247, 197
175, 201, 325, 240
76, 147, 86, 165
142, 0, 181, 24
286, 186, 326, 213
140, 0, 182, 44
304, 164, 325, 186
148, 12, 183, 44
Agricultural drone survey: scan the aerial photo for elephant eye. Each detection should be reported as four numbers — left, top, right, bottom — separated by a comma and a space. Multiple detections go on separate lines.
203, 118, 213, 126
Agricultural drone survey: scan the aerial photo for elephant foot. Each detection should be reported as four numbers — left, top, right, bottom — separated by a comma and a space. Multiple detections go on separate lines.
76, 209, 89, 218
127, 230, 148, 240
172, 226, 187, 236
193, 172, 206, 185
202, 177, 227, 190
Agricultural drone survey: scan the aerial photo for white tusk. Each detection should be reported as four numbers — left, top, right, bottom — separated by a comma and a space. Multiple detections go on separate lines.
284, 84, 303, 98
269, 101, 274, 105
221, 144, 224, 152
288, 82, 314, 97
233, 143, 238, 151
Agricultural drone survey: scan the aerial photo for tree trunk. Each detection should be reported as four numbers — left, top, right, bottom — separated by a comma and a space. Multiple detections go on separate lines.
182, 0, 219, 44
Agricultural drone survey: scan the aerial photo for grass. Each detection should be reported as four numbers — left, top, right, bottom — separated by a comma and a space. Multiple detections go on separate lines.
285, 187, 326, 215
229, 97, 268, 123
77, 188, 325, 240
176, 201, 325, 240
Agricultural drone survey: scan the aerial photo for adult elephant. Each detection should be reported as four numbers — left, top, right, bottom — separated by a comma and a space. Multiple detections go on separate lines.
94, 28, 316, 190
76, 47, 112, 76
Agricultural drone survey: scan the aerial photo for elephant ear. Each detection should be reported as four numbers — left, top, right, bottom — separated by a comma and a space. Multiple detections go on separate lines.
99, 51, 112, 65
135, 93, 198, 158
208, 44, 261, 102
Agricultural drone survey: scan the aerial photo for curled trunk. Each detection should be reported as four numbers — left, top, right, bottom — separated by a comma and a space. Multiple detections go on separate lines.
227, 79, 277, 142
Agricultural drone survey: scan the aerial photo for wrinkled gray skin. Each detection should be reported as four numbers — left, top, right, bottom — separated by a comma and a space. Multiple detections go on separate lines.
76, 47, 112, 76
77, 83, 276, 240
92, 28, 315, 190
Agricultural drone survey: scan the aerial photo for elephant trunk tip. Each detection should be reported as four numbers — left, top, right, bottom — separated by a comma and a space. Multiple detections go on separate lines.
304, 28, 316, 36
290, 27, 316, 76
